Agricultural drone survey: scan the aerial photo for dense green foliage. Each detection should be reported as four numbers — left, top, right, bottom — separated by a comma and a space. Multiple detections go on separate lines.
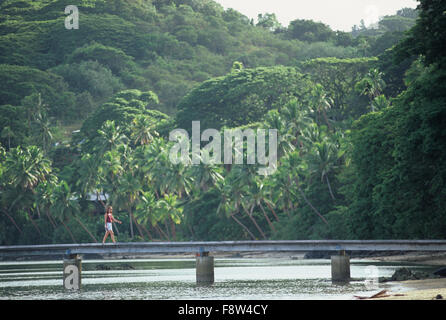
342, 0, 446, 239
2, 0, 442, 245
0, 0, 369, 121
175, 66, 314, 131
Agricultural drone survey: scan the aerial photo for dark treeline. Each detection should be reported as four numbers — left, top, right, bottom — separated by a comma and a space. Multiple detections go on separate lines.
0, 0, 444, 245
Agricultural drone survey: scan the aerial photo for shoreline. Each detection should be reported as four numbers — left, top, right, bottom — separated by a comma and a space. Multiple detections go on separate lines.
2, 250, 445, 300
365, 251, 446, 266
215, 250, 446, 300
371, 278, 446, 300
356, 252, 446, 300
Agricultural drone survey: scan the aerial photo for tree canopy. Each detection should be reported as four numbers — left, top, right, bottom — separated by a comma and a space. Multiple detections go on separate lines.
2, 0, 442, 245
175, 66, 314, 130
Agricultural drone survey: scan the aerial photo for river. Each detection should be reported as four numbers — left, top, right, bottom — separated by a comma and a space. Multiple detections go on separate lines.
0, 257, 436, 300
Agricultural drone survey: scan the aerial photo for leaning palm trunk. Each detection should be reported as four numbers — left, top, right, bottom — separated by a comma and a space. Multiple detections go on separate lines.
96, 191, 107, 208
325, 174, 336, 200
264, 200, 279, 222
295, 185, 328, 225
1, 209, 22, 233
230, 212, 256, 240
170, 218, 176, 239
243, 205, 267, 239
73, 216, 98, 243
27, 209, 41, 236
155, 224, 169, 240
259, 203, 276, 233
35, 203, 41, 219
128, 207, 135, 239
60, 219, 77, 243
163, 220, 171, 240
140, 224, 153, 240
130, 212, 145, 240
44, 207, 57, 229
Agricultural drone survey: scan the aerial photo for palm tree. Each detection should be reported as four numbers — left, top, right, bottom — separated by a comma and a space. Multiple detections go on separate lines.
266, 163, 294, 217
356, 69, 386, 110
140, 138, 171, 198
165, 161, 193, 199
3, 146, 52, 235
75, 153, 103, 200
240, 201, 267, 239
22, 92, 54, 152
189, 150, 224, 192
130, 115, 159, 146
4, 146, 52, 191
96, 120, 129, 153
310, 84, 333, 130
247, 178, 276, 233
134, 191, 157, 240
102, 149, 124, 179
227, 165, 268, 239
370, 94, 390, 112
156, 193, 184, 240
263, 110, 294, 159
1, 208, 23, 234
283, 152, 329, 225
280, 99, 313, 148
0, 186, 24, 235
215, 178, 257, 240
22, 92, 43, 130
135, 191, 184, 241
52, 181, 98, 243
35, 178, 59, 230
306, 140, 339, 201
260, 176, 280, 221
34, 111, 53, 153
300, 122, 328, 152
38, 179, 78, 242
1, 126, 14, 150
113, 171, 143, 239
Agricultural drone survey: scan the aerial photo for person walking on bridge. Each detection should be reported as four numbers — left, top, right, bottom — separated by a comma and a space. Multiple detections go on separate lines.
102, 206, 122, 244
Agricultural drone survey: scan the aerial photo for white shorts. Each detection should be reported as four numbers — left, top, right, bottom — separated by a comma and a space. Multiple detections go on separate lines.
106, 222, 113, 231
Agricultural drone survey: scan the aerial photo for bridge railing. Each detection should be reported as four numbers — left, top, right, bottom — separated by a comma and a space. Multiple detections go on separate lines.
1, 240, 446, 258
2, 240, 446, 288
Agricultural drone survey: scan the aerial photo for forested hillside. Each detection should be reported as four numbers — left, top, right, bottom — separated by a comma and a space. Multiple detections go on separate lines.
1, 0, 443, 245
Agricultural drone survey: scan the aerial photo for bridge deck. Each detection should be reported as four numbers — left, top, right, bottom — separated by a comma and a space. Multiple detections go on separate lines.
1, 240, 446, 258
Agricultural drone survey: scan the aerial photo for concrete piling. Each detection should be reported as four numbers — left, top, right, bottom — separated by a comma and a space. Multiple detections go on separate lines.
331, 251, 350, 282
63, 254, 82, 290
196, 251, 214, 285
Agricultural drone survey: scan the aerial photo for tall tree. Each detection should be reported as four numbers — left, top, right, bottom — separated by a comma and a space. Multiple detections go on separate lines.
0, 126, 14, 150
96, 120, 129, 153
113, 171, 144, 239
130, 115, 159, 146
355, 69, 386, 112
309, 84, 333, 129
52, 181, 98, 243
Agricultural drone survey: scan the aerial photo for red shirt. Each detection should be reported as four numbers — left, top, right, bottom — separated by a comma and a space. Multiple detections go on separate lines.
106, 213, 113, 223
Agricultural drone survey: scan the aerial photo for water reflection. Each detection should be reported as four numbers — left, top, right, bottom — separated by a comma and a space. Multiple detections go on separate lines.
0, 258, 433, 300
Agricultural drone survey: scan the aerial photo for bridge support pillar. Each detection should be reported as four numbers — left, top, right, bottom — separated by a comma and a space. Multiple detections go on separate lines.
331, 250, 350, 282
196, 251, 214, 285
63, 253, 82, 290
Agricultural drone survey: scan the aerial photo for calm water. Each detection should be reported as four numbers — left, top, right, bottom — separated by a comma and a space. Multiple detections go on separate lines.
0, 257, 434, 300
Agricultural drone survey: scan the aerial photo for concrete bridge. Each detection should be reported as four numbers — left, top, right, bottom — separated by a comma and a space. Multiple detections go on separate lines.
1, 240, 446, 289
